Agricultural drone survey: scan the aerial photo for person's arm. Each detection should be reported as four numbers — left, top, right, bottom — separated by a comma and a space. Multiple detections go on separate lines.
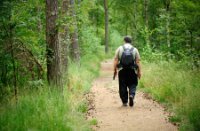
113, 57, 118, 80
114, 57, 118, 72
135, 49, 141, 79
136, 57, 141, 79
113, 48, 119, 79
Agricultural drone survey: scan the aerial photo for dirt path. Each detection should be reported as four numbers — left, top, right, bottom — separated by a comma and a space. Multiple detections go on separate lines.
87, 60, 177, 131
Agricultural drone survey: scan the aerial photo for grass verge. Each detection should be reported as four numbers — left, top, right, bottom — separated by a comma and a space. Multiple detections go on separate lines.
0, 52, 105, 131
139, 61, 200, 131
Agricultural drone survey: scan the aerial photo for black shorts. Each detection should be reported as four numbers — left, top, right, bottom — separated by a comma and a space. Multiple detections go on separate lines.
118, 68, 138, 86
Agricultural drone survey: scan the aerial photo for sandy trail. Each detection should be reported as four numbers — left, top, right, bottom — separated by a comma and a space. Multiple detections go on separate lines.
87, 60, 177, 131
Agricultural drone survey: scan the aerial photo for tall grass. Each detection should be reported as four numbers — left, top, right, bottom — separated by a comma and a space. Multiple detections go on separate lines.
0, 22, 107, 130
140, 61, 200, 131
0, 89, 90, 131
0, 52, 105, 131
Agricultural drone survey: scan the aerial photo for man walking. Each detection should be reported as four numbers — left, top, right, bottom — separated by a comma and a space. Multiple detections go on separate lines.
113, 36, 141, 107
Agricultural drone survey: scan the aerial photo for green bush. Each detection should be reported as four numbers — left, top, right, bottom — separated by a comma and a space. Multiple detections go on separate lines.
80, 26, 102, 56
109, 30, 122, 52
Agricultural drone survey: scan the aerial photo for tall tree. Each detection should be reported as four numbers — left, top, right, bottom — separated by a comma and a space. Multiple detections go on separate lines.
144, 0, 148, 27
143, 0, 150, 46
60, 0, 70, 73
164, 0, 171, 49
70, 0, 80, 61
46, 0, 61, 86
104, 0, 109, 53
0, 0, 18, 102
132, 0, 137, 42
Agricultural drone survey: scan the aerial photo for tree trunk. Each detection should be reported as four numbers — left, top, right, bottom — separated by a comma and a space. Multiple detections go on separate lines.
1, 63, 8, 86
70, 0, 80, 61
144, 0, 150, 46
166, 1, 171, 49
60, 0, 70, 73
126, 23, 128, 35
96, 1, 99, 35
37, 6, 42, 32
132, 0, 137, 44
144, 0, 148, 27
46, 0, 61, 87
7, 2, 18, 102
10, 25, 18, 103
189, 31, 193, 48
166, 13, 170, 48
104, 0, 109, 53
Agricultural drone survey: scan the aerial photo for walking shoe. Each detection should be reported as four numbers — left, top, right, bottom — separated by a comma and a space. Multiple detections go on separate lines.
129, 96, 134, 107
122, 103, 128, 107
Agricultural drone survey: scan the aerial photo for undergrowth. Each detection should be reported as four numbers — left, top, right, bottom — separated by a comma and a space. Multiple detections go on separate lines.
0, 51, 105, 131
140, 60, 200, 131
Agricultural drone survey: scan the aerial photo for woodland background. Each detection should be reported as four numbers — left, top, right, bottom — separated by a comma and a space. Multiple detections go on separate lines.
0, 0, 199, 131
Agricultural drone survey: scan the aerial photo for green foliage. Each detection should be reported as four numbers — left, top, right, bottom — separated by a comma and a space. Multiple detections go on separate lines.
0, 0, 45, 90
169, 115, 181, 123
89, 119, 98, 126
141, 45, 168, 62
80, 26, 102, 56
0, 50, 104, 130
109, 29, 123, 52
108, 0, 200, 65
77, 101, 88, 113
0, 1, 106, 130
1, 0, 199, 130
0, 0, 13, 88
140, 61, 200, 131
0, 88, 90, 131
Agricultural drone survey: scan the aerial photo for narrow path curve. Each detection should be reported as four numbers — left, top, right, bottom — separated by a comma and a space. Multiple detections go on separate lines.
87, 60, 177, 131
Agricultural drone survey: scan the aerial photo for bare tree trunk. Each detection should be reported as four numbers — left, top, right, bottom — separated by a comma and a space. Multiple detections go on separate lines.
189, 31, 193, 48
96, 5, 99, 35
46, 0, 61, 87
70, 0, 80, 61
10, 33, 18, 102
132, 0, 137, 43
126, 22, 128, 35
10, 26, 18, 103
37, 6, 42, 32
144, 0, 150, 46
144, 0, 148, 27
1, 63, 8, 86
165, 0, 171, 48
60, 0, 70, 73
6, 4, 18, 102
104, 0, 109, 53
166, 13, 170, 48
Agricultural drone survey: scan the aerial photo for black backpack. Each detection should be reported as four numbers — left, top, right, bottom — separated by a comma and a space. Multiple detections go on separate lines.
119, 45, 137, 69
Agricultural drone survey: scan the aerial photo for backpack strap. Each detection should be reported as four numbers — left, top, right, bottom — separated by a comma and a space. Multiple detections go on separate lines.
132, 47, 136, 60
122, 45, 126, 51
121, 45, 135, 60
117, 46, 122, 60
132, 48, 139, 69
123, 45, 134, 51
130, 47, 134, 52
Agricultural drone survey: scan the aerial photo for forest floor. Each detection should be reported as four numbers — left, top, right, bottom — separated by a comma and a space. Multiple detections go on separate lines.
87, 60, 178, 131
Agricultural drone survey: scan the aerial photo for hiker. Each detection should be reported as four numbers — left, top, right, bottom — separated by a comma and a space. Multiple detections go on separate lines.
113, 36, 141, 107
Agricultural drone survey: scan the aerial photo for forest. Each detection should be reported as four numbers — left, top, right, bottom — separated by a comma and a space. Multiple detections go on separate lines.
0, 0, 199, 131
